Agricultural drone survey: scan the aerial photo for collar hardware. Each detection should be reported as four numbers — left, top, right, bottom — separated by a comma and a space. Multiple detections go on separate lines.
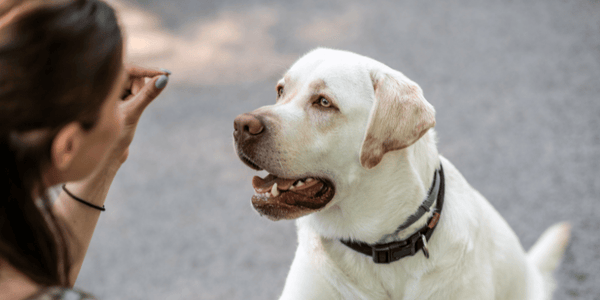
371, 230, 422, 263
428, 212, 441, 229
421, 234, 430, 259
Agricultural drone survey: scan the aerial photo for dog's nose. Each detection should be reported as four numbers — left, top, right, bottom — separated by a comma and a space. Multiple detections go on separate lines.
234, 113, 265, 137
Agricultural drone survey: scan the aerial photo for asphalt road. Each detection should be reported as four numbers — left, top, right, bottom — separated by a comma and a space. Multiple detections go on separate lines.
74, 0, 600, 299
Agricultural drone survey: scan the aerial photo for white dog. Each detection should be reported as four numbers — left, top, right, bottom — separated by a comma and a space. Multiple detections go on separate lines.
233, 48, 571, 300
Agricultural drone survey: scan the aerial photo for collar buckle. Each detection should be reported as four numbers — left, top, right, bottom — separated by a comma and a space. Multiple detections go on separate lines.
371, 233, 423, 264
372, 245, 392, 264
372, 240, 408, 263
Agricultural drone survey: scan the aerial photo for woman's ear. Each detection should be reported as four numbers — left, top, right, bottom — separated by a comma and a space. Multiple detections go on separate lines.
51, 122, 83, 172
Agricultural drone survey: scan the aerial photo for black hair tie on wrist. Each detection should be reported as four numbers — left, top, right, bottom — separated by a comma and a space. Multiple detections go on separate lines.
62, 184, 106, 211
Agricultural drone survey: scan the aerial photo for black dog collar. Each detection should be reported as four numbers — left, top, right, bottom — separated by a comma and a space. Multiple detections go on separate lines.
340, 163, 445, 264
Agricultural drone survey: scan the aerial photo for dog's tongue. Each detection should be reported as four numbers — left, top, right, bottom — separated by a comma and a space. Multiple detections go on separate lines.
252, 174, 297, 192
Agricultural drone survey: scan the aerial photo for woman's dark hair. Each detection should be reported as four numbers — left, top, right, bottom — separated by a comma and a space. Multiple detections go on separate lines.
0, 0, 123, 286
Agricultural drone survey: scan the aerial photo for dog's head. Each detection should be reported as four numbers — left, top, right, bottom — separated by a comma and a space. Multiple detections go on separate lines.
233, 48, 435, 221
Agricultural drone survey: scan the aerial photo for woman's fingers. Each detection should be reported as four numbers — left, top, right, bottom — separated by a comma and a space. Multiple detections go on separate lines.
121, 64, 169, 100
131, 77, 145, 95
122, 74, 169, 123
126, 65, 170, 79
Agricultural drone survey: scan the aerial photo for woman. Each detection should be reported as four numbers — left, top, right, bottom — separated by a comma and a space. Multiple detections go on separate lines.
0, 0, 170, 299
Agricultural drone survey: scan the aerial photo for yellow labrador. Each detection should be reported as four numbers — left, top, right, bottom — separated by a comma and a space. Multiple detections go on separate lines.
233, 48, 571, 300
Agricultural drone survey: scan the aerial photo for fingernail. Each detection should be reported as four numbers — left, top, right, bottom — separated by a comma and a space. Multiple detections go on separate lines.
155, 75, 169, 89
159, 68, 172, 75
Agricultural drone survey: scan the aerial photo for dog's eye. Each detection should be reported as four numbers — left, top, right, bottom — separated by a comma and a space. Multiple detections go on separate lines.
319, 97, 331, 107
277, 86, 284, 97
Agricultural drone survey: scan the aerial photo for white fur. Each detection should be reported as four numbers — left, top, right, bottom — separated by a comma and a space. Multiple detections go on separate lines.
248, 48, 571, 300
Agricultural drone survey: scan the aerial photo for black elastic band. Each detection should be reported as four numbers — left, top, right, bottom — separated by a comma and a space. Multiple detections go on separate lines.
62, 184, 106, 211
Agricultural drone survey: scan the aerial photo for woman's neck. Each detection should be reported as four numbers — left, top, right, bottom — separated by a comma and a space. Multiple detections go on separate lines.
0, 260, 41, 300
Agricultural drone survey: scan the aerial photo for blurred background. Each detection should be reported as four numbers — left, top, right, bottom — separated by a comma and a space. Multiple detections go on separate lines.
76, 0, 599, 299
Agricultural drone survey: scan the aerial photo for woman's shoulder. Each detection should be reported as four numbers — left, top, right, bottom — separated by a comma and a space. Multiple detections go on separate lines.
25, 287, 97, 300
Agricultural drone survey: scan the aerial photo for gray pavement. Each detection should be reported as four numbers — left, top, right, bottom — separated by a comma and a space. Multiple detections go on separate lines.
75, 0, 600, 299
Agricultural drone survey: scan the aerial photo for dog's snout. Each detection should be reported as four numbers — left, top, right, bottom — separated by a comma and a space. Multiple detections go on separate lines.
234, 113, 265, 137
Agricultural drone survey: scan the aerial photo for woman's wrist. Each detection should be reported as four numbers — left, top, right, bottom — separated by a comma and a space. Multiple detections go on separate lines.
53, 158, 122, 285
62, 162, 120, 208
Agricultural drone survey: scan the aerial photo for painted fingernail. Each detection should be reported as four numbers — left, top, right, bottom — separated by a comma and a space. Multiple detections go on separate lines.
159, 68, 172, 75
155, 75, 169, 89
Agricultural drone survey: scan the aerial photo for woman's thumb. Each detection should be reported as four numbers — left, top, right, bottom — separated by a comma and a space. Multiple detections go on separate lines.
127, 74, 169, 118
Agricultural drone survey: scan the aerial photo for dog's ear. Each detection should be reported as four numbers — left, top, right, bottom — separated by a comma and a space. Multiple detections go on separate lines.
359, 69, 436, 169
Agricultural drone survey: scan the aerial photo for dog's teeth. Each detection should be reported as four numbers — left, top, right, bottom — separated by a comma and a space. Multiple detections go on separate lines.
271, 183, 279, 197
296, 181, 305, 187
306, 178, 314, 182
266, 192, 271, 198
289, 186, 295, 190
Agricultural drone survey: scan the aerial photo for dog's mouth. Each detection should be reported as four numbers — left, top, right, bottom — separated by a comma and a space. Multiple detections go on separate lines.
251, 173, 335, 220
236, 146, 336, 220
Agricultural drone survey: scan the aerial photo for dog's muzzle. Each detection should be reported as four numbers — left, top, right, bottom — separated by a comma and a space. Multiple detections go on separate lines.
233, 112, 336, 220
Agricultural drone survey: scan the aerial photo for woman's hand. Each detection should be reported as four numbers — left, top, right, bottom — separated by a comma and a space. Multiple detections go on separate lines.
56, 65, 170, 285
109, 65, 170, 167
